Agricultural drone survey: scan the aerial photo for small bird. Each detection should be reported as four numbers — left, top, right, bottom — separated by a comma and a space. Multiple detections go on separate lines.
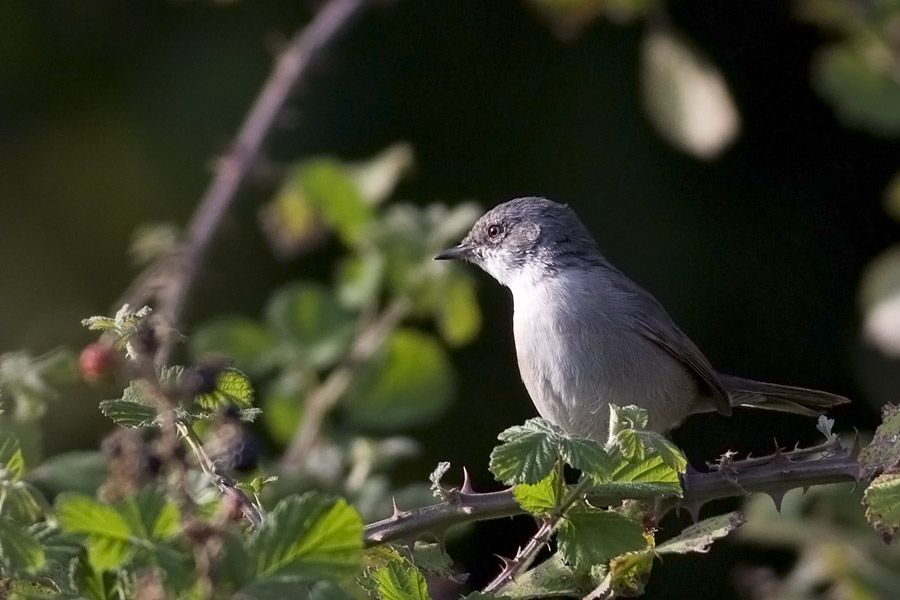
435, 197, 848, 441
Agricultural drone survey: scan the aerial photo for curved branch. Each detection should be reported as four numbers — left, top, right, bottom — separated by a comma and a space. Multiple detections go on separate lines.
122, 0, 377, 361
363, 447, 861, 547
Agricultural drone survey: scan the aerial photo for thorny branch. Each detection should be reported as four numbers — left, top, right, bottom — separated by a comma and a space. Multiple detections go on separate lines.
363, 441, 862, 551
121, 0, 377, 363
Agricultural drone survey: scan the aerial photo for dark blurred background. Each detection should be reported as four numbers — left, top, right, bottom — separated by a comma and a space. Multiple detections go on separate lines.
2, 0, 899, 597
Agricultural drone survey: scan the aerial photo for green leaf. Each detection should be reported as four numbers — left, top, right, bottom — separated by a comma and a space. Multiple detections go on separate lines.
497, 553, 587, 599
347, 143, 414, 205
117, 488, 180, 542
249, 493, 363, 583
608, 405, 649, 434
0, 480, 47, 523
262, 372, 309, 446
434, 274, 482, 347
608, 549, 654, 597
0, 517, 45, 574
606, 454, 683, 498
360, 556, 431, 600
558, 510, 647, 573
412, 541, 453, 575
860, 404, 900, 477
656, 511, 745, 554
311, 581, 355, 600
98, 399, 157, 428
28, 451, 107, 498
267, 283, 355, 369
864, 473, 900, 540
489, 418, 564, 485
195, 367, 254, 411
56, 494, 133, 571
337, 253, 385, 310
296, 159, 373, 246
513, 469, 563, 515
560, 436, 615, 482
633, 431, 687, 472
345, 329, 453, 430
0, 431, 25, 482
190, 317, 277, 377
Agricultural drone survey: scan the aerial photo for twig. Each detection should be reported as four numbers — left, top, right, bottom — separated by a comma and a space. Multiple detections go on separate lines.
363, 446, 862, 548
280, 298, 412, 470
121, 0, 376, 362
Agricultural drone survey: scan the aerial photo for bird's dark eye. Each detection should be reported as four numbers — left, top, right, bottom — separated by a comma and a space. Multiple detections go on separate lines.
487, 223, 502, 239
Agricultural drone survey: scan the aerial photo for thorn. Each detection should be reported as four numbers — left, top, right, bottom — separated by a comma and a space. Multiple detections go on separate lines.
391, 497, 408, 519
770, 447, 792, 469
495, 554, 515, 570
461, 467, 475, 494
769, 490, 785, 512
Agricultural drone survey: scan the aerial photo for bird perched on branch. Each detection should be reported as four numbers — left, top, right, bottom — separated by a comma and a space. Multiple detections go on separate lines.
436, 197, 848, 441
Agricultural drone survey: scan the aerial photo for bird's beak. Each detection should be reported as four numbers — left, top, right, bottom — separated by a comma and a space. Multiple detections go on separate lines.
434, 244, 470, 261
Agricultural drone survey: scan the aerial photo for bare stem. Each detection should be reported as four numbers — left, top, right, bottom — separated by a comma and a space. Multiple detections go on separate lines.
363, 446, 861, 552
121, 0, 376, 362
280, 298, 412, 470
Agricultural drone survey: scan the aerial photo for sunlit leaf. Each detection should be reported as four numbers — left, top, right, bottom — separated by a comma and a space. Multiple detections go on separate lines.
347, 143, 414, 205
359, 555, 430, 600
641, 28, 740, 159
0, 431, 25, 482
656, 511, 745, 554
190, 318, 277, 377
267, 283, 355, 369
435, 274, 482, 347
98, 399, 157, 428
489, 418, 565, 485
249, 493, 363, 583
513, 469, 562, 515
860, 404, 900, 477
344, 329, 453, 430
56, 494, 133, 571
337, 253, 385, 310
608, 548, 654, 597
864, 473, 900, 540
0, 517, 45, 574
558, 510, 647, 573
814, 41, 900, 135
195, 367, 254, 411
560, 436, 616, 482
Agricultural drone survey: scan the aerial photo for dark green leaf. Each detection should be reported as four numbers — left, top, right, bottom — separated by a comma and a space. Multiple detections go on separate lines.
560, 436, 615, 482
98, 399, 157, 428
558, 510, 647, 572
0, 517, 45, 574
656, 511, 745, 554
489, 418, 563, 485
195, 367, 254, 411
359, 556, 430, 600
190, 318, 277, 377
345, 329, 453, 430
28, 451, 107, 498
267, 283, 355, 369
297, 159, 373, 246
249, 493, 363, 583
412, 541, 453, 575
497, 553, 588, 599
116, 487, 180, 542
860, 404, 900, 477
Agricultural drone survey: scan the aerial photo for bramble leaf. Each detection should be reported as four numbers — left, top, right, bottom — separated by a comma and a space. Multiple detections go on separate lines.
0, 517, 45, 574
864, 473, 900, 540
98, 399, 157, 428
558, 510, 647, 573
249, 493, 363, 583
490, 418, 564, 485
195, 367, 254, 411
190, 318, 277, 377
655, 511, 745, 554
559, 436, 615, 482
56, 494, 133, 571
359, 554, 430, 600
513, 469, 563, 515
860, 403, 900, 477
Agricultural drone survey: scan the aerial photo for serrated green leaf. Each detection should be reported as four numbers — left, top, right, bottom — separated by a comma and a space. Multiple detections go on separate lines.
117, 487, 180, 542
560, 436, 615, 482
656, 511, 745, 554
635, 431, 687, 472
489, 418, 564, 485
360, 556, 431, 600
345, 329, 453, 430
250, 493, 363, 583
98, 399, 157, 428
864, 473, 900, 539
609, 405, 649, 434
609, 452, 683, 498
513, 469, 563, 515
558, 510, 647, 573
56, 494, 133, 571
435, 274, 482, 347
190, 317, 277, 377
0, 432, 25, 482
267, 283, 355, 369
412, 541, 452, 575
860, 404, 900, 477
608, 549, 654, 597
0, 480, 47, 523
195, 367, 254, 411
0, 517, 45, 574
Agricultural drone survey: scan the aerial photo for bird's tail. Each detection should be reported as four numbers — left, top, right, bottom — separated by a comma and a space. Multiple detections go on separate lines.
719, 374, 849, 417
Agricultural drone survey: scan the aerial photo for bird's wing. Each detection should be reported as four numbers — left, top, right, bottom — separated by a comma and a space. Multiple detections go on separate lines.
632, 317, 732, 416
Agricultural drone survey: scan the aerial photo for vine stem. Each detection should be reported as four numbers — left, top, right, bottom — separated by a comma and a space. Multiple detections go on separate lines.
120, 0, 377, 363
280, 297, 412, 470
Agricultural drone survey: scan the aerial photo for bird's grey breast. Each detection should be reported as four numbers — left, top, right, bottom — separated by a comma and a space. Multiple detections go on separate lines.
511, 266, 697, 440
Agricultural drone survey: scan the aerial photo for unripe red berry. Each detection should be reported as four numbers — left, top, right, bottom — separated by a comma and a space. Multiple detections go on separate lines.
79, 342, 117, 383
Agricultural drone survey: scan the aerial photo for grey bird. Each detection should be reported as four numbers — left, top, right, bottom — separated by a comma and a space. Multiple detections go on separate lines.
435, 197, 848, 441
